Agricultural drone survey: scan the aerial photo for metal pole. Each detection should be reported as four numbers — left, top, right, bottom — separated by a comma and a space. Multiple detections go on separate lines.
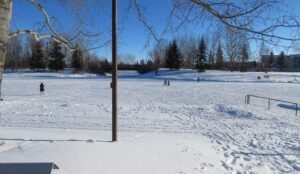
268, 99, 270, 110
296, 104, 298, 116
112, 0, 118, 142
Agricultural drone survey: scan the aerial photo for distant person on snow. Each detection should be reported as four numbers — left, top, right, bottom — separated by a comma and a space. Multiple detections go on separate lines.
40, 82, 45, 95
197, 77, 200, 82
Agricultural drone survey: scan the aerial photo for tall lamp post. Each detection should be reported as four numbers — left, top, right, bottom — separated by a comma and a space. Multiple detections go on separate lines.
112, 0, 118, 142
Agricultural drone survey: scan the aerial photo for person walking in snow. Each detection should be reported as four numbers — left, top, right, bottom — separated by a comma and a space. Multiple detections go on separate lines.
40, 82, 45, 95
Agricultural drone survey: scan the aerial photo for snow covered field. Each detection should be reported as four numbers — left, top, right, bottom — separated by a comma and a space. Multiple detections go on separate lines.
0, 70, 300, 174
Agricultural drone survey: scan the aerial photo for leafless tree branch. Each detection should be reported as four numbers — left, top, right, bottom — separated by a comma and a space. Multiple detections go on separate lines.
8, 30, 75, 51
27, 0, 70, 43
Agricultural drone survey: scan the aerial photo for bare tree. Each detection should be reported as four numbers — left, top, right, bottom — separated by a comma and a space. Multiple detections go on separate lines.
149, 42, 167, 69
133, 0, 300, 47
5, 35, 22, 70
119, 54, 136, 65
225, 30, 243, 71
207, 29, 221, 64
177, 35, 198, 68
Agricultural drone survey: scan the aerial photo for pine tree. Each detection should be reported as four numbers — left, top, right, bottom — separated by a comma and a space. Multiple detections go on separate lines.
277, 51, 285, 71
71, 46, 83, 69
269, 51, 274, 66
165, 40, 182, 70
208, 50, 214, 69
165, 43, 173, 69
196, 37, 206, 72
48, 41, 65, 71
215, 44, 223, 70
172, 40, 182, 69
30, 40, 45, 70
240, 44, 249, 72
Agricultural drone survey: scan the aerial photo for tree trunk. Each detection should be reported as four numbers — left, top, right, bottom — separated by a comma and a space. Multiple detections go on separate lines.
0, 0, 12, 100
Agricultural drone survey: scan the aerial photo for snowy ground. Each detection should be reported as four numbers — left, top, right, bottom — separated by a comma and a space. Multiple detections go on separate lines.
0, 70, 300, 174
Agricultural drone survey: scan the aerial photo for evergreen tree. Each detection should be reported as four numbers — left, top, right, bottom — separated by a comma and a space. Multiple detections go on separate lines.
30, 40, 45, 70
71, 45, 83, 69
215, 44, 223, 70
269, 51, 274, 66
208, 50, 214, 69
277, 51, 285, 71
240, 44, 249, 72
140, 59, 145, 65
165, 43, 173, 69
165, 40, 182, 70
48, 41, 65, 71
196, 37, 206, 72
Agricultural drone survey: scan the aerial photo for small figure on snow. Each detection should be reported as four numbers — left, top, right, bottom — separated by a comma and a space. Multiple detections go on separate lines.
167, 80, 170, 86
197, 77, 200, 82
163, 79, 167, 86
40, 82, 45, 95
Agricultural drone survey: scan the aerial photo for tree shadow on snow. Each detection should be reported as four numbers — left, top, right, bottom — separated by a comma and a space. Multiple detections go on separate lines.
6, 94, 40, 97
278, 104, 300, 111
0, 138, 112, 143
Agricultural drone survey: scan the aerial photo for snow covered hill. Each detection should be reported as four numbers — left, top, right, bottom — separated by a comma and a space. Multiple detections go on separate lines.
0, 70, 300, 174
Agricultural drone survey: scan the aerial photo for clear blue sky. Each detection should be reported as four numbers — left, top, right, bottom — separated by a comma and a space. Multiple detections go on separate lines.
10, 0, 300, 61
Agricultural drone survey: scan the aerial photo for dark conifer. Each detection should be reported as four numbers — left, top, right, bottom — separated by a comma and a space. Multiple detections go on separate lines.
71, 46, 83, 69
48, 41, 65, 71
165, 40, 182, 70
208, 50, 214, 69
30, 41, 45, 70
240, 44, 249, 72
277, 51, 285, 71
196, 37, 206, 72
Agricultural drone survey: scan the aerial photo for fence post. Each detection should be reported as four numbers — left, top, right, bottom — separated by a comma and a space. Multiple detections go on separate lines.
268, 99, 270, 110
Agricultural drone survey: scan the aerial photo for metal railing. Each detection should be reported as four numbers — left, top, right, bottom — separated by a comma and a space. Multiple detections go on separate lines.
245, 94, 299, 116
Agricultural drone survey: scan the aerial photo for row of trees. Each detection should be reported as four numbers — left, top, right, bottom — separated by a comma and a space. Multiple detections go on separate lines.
262, 51, 286, 71
150, 31, 250, 72
163, 38, 225, 71
30, 41, 65, 71
5, 35, 161, 75
5, 36, 87, 72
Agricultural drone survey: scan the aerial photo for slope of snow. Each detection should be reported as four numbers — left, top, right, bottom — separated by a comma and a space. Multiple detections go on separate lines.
0, 70, 300, 173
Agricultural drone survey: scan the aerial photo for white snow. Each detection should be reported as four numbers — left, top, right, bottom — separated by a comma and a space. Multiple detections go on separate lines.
0, 70, 300, 174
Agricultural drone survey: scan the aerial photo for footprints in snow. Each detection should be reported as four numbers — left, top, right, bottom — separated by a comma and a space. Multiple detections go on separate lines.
212, 139, 257, 173
176, 143, 215, 173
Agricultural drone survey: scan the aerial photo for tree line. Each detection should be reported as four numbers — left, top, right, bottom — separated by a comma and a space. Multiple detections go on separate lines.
6, 31, 257, 74
261, 51, 286, 71
149, 32, 251, 72
5, 35, 107, 73
5, 35, 157, 74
